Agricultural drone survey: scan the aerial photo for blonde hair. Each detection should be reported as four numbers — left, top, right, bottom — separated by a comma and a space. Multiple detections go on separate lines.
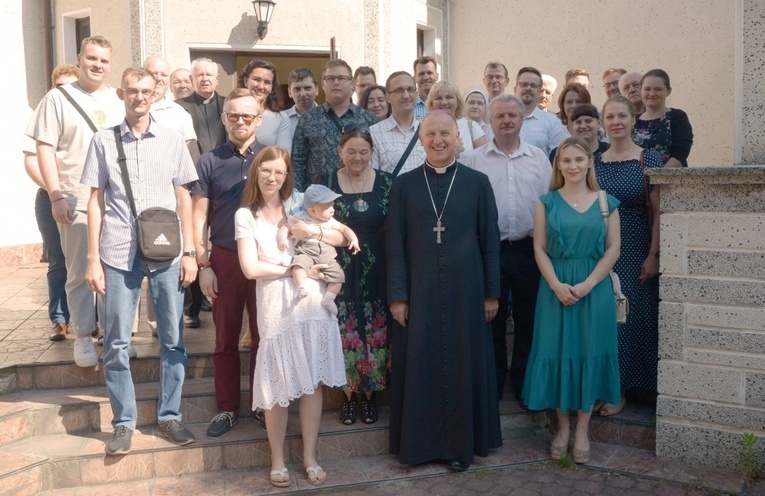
425, 81, 465, 119
550, 137, 600, 191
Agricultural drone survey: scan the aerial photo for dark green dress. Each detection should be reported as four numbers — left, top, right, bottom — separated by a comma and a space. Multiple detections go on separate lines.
521, 191, 621, 413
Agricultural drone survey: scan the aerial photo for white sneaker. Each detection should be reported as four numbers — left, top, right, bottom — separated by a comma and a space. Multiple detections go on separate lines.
73, 337, 99, 367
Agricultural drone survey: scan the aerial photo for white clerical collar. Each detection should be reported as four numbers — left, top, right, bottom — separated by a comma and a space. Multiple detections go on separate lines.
425, 159, 457, 174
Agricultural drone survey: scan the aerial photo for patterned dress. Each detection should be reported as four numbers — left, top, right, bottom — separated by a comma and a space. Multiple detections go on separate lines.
633, 108, 694, 167
328, 169, 393, 393
594, 150, 662, 393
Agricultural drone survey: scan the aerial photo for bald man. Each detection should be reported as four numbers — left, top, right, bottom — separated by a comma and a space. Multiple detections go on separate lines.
387, 111, 502, 472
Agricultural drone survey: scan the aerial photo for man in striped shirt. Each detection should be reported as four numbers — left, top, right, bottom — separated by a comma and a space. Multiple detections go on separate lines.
82, 67, 198, 456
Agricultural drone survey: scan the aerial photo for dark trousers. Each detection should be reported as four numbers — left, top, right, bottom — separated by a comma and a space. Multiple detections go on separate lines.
491, 237, 540, 397
185, 279, 204, 317
210, 245, 259, 414
34, 189, 69, 324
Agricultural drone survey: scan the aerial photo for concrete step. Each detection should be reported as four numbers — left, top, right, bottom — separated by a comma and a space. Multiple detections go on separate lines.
0, 401, 542, 493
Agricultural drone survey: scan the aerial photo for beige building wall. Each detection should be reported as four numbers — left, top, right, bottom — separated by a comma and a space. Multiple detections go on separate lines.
1, 0, 48, 257
449, 0, 736, 167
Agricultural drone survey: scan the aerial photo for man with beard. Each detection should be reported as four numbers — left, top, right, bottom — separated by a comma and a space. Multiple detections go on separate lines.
465, 94, 551, 403
387, 111, 502, 472
514, 66, 568, 156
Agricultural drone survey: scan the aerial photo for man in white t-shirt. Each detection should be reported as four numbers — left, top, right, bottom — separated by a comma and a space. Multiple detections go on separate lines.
25, 35, 124, 367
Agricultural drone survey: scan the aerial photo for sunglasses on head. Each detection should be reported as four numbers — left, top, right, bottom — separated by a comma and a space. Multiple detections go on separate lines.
341, 123, 370, 135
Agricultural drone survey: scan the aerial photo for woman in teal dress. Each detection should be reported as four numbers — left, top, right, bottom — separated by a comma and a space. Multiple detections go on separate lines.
327, 126, 393, 425
521, 137, 622, 464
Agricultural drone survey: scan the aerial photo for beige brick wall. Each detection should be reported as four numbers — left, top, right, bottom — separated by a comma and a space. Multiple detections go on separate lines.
650, 167, 765, 470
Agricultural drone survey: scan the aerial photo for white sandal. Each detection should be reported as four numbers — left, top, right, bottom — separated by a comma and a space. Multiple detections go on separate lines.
269, 467, 290, 488
305, 465, 327, 485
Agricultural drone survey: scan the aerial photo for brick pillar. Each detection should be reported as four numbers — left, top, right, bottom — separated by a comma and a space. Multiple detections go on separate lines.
649, 167, 765, 470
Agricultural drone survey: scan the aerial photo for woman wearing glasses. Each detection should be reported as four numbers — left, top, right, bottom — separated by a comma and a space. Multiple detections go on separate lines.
425, 81, 487, 158
327, 124, 393, 426
236, 146, 346, 488
633, 69, 693, 168
240, 59, 292, 151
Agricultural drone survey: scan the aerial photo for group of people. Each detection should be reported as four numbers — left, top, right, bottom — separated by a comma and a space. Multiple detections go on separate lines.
24, 33, 694, 487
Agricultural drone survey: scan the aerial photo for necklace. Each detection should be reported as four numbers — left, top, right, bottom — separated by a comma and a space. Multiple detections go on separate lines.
260, 205, 284, 226
345, 168, 370, 212
423, 163, 458, 244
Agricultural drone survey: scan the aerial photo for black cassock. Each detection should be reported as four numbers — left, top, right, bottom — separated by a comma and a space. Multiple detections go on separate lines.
386, 161, 502, 465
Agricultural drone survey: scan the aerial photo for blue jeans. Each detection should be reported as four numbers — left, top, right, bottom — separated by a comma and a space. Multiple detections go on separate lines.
103, 259, 187, 430
34, 189, 69, 324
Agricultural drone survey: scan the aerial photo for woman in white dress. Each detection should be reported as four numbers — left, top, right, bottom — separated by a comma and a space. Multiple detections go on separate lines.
425, 80, 487, 159
235, 146, 346, 488
240, 59, 292, 151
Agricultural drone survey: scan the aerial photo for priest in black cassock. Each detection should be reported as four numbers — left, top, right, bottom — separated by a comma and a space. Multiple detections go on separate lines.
386, 111, 503, 472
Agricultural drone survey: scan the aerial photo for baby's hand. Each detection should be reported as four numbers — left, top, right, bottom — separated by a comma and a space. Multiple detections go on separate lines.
348, 239, 361, 255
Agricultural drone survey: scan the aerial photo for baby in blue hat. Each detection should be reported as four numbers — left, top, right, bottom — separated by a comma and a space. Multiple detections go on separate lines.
278, 184, 360, 315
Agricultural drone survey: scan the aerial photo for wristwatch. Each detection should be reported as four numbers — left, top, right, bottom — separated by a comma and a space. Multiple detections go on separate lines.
182, 250, 196, 258
198, 261, 212, 270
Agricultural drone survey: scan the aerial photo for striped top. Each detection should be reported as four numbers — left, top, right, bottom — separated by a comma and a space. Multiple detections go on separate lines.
81, 119, 198, 271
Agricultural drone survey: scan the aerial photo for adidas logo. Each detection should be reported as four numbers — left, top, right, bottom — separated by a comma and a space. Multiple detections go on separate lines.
153, 234, 171, 245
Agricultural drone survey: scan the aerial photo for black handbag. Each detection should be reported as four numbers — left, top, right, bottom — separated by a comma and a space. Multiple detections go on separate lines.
113, 126, 181, 262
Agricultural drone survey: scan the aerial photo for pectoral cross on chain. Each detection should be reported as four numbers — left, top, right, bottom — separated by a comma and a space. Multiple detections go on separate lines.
433, 220, 445, 244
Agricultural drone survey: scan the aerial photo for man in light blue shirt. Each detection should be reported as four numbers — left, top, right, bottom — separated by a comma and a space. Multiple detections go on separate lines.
513, 66, 569, 156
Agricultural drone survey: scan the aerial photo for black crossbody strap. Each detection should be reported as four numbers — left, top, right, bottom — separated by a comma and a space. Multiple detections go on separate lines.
57, 86, 98, 133
113, 126, 138, 220
391, 125, 420, 177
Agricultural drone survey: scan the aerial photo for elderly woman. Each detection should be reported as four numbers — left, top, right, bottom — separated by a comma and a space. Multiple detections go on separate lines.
235, 146, 347, 488
594, 96, 662, 417
464, 86, 489, 134
633, 69, 693, 167
426, 80, 487, 157
240, 59, 292, 151
557, 82, 592, 135
325, 125, 393, 425
360, 85, 391, 122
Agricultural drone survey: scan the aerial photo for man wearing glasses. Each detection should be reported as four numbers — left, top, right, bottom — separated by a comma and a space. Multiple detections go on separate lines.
25, 36, 124, 367
292, 59, 378, 190
514, 66, 569, 156
369, 71, 426, 176
82, 67, 198, 455
483, 62, 510, 100
190, 89, 266, 439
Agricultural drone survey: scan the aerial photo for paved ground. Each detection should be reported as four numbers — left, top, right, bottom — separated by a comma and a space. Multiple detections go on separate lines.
4, 263, 763, 495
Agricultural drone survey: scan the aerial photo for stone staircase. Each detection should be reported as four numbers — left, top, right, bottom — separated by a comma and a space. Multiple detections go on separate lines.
0, 351, 657, 495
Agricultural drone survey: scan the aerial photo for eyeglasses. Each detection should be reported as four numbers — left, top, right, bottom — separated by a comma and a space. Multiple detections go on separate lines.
517, 82, 541, 90
122, 88, 155, 98
602, 81, 620, 89
323, 75, 352, 84
224, 112, 260, 124
258, 167, 287, 179
484, 75, 507, 81
341, 123, 370, 134
389, 86, 418, 96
